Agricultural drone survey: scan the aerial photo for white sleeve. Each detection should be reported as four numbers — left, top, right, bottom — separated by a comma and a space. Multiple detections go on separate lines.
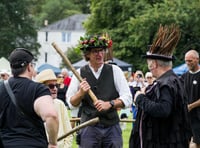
66, 69, 81, 109
112, 65, 132, 108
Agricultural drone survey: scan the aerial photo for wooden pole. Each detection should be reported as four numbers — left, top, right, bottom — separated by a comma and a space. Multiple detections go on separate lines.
57, 117, 99, 141
52, 42, 98, 103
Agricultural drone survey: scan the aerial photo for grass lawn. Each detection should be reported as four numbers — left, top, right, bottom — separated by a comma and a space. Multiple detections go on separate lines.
122, 121, 132, 148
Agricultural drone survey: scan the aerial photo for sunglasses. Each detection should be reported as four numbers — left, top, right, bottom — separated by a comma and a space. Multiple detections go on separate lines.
1, 74, 5, 77
57, 76, 64, 78
48, 84, 59, 89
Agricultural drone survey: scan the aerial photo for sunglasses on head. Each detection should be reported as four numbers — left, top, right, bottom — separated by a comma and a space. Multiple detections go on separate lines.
48, 84, 59, 89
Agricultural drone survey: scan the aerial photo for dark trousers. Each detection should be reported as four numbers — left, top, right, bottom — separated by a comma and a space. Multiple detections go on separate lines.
0, 138, 4, 148
79, 123, 122, 148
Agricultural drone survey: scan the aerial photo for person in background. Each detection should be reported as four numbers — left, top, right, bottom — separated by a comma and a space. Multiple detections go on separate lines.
61, 68, 71, 87
0, 48, 59, 148
181, 49, 200, 148
144, 71, 154, 86
130, 70, 147, 92
0, 69, 10, 80
129, 70, 147, 127
57, 73, 68, 106
66, 34, 132, 148
36, 69, 73, 148
129, 24, 190, 148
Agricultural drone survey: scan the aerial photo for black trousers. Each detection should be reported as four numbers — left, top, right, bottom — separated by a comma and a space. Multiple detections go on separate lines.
0, 136, 4, 148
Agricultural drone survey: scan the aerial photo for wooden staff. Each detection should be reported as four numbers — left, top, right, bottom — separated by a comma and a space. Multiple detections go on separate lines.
52, 42, 98, 103
70, 117, 135, 123
57, 117, 99, 141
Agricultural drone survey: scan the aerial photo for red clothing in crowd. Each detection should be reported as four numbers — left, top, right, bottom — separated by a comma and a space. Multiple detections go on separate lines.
64, 76, 71, 86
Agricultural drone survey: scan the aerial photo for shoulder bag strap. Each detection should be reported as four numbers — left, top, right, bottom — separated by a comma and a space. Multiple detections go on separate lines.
3, 80, 39, 127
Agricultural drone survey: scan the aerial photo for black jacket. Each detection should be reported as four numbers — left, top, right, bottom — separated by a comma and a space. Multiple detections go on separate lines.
129, 70, 190, 148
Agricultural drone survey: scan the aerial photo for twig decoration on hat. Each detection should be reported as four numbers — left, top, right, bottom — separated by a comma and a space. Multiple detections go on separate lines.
150, 24, 181, 56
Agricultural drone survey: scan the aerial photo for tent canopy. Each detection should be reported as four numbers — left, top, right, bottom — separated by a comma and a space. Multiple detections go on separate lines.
37, 63, 61, 75
72, 58, 132, 71
173, 63, 188, 75
0, 57, 11, 73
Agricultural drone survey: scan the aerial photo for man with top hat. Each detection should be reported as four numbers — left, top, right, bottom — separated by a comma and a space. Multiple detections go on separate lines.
0, 48, 59, 148
66, 34, 132, 148
129, 24, 190, 148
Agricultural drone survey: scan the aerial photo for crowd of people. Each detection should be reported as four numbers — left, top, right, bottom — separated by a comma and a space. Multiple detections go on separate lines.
0, 24, 200, 148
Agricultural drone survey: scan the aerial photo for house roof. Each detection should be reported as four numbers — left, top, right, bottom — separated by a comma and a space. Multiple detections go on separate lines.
40, 14, 89, 31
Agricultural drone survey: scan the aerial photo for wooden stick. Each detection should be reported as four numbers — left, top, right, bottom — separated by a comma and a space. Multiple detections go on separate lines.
70, 117, 135, 123
52, 42, 98, 103
57, 117, 99, 141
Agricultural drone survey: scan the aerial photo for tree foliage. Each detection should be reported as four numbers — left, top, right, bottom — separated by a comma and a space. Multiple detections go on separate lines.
60, 47, 82, 68
2, 0, 200, 72
74, 0, 90, 14
33, 0, 81, 27
84, 0, 200, 72
0, 0, 40, 58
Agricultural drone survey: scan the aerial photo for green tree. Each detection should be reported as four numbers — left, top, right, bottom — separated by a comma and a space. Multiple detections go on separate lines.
33, 0, 81, 27
84, 0, 152, 71
84, 0, 200, 72
127, 0, 200, 70
74, 0, 90, 14
0, 0, 40, 58
60, 47, 82, 68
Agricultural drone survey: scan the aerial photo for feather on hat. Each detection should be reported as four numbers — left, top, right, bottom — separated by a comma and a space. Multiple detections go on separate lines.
143, 24, 181, 61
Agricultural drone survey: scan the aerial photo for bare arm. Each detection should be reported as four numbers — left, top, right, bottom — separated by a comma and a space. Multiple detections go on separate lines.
188, 98, 200, 112
70, 79, 90, 106
94, 98, 125, 112
34, 95, 59, 146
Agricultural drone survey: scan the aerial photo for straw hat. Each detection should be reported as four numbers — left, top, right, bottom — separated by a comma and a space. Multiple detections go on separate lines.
0, 69, 11, 76
35, 69, 57, 83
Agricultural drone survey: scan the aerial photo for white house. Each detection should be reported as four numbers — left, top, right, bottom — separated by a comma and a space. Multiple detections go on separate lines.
36, 14, 89, 68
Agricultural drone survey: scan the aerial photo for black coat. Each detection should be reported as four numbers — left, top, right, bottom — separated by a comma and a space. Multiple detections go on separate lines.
129, 70, 190, 148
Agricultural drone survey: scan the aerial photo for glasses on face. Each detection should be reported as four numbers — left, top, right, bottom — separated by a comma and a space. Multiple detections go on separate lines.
1, 74, 5, 77
57, 76, 64, 78
48, 84, 59, 89
91, 49, 105, 54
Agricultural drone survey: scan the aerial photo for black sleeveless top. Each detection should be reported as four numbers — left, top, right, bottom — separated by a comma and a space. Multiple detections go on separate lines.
80, 64, 120, 126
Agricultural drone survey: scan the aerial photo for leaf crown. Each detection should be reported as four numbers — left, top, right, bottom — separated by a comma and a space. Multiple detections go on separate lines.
76, 34, 112, 52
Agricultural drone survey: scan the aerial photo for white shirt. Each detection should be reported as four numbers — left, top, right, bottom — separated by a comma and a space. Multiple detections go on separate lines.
66, 64, 132, 109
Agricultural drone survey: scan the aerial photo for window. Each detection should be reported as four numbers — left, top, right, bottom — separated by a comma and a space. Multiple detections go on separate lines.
62, 32, 71, 42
